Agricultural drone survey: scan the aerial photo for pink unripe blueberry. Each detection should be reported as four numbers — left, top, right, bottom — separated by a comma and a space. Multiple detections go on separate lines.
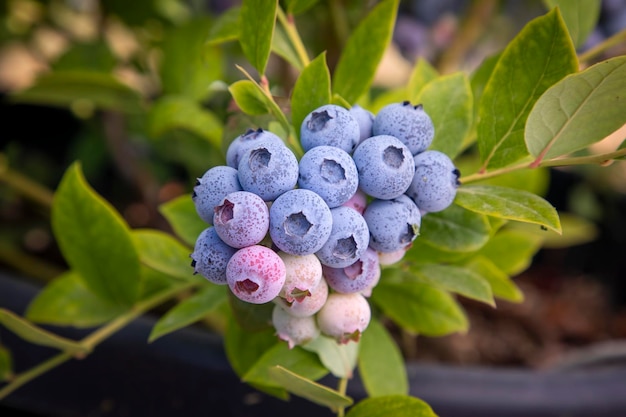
322, 248, 380, 294
213, 191, 269, 248
278, 252, 323, 303
274, 276, 328, 317
272, 304, 320, 349
378, 247, 409, 266
317, 293, 371, 344
226, 245, 286, 304
341, 188, 368, 215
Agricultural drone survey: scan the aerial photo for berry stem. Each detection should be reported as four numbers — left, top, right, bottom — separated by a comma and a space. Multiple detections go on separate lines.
276, 7, 310, 69
336, 377, 349, 417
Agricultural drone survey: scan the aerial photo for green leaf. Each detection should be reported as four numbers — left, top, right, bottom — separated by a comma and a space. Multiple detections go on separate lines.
53, 41, 116, 73
26, 271, 127, 327
52, 162, 141, 306
239, 0, 278, 75
284, 0, 320, 15
464, 256, 524, 302
243, 342, 328, 388
291, 52, 331, 139
408, 58, 438, 102
161, 18, 223, 101
417, 73, 473, 158
229, 79, 271, 115
509, 212, 599, 249
411, 264, 494, 306
206, 6, 240, 45
371, 281, 468, 336
302, 335, 359, 378
272, 22, 304, 71
132, 229, 196, 281
11, 71, 142, 113
369, 88, 409, 114
224, 315, 277, 377
358, 319, 408, 397
346, 395, 437, 417
475, 229, 542, 275
526, 56, 626, 162
0, 345, 12, 381
455, 185, 561, 233
140, 265, 175, 299
332, 0, 399, 103
542, 0, 601, 47
477, 8, 577, 169
269, 366, 353, 410
159, 195, 207, 247
228, 291, 274, 331
470, 52, 500, 109
149, 285, 227, 342
403, 238, 472, 265
148, 96, 223, 150
0, 308, 89, 354
419, 204, 491, 253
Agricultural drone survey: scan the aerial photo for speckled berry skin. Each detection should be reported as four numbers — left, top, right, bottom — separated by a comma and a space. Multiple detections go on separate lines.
300, 104, 361, 154
272, 304, 320, 349
192, 166, 242, 224
317, 292, 371, 344
352, 135, 415, 200
372, 101, 435, 155
406, 150, 460, 213
274, 277, 328, 317
190, 227, 237, 285
226, 245, 286, 304
237, 141, 299, 201
316, 206, 370, 268
322, 248, 380, 294
269, 189, 333, 256
298, 146, 358, 208
213, 191, 269, 248
363, 195, 421, 253
342, 188, 368, 214
349, 105, 374, 143
278, 252, 323, 303
226, 128, 284, 169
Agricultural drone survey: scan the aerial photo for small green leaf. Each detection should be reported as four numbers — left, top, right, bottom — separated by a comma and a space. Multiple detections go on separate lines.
132, 229, 196, 281
284, 0, 320, 15
291, 52, 331, 139
404, 239, 472, 265
417, 73, 473, 159
239, 0, 278, 75
508, 212, 599, 249
148, 96, 223, 150
346, 395, 437, 417
455, 185, 561, 233
542, 0, 601, 47
411, 264, 494, 306
206, 6, 240, 45
159, 194, 207, 247
52, 162, 141, 306
332, 0, 400, 103
470, 52, 501, 109
358, 319, 408, 397
419, 205, 491, 253
526, 56, 626, 162
0, 345, 12, 381
149, 285, 227, 342
272, 23, 303, 71
464, 256, 524, 302
475, 229, 542, 275
408, 58, 438, 102
371, 281, 468, 336
0, 309, 89, 354
26, 271, 127, 327
302, 334, 359, 378
269, 366, 353, 411
477, 8, 577, 169
229, 79, 271, 115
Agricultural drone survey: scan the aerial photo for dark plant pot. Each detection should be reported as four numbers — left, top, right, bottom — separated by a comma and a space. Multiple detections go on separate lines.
1, 272, 626, 417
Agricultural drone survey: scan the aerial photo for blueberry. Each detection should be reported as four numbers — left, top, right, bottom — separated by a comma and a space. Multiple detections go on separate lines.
278, 252, 323, 303
269, 189, 333, 255
226, 245, 286, 304
300, 104, 360, 153
322, 248, 380, 294
237, 141, 299, 201
226, 128, 284, 169
352, 135, 415, 200
316, 206, 370, 268
341, 188, 368, 214
372, 101, 435, 155
349, 105, 374, 143
193, 166, 242, 224
298, 146, 359, 208
213, 191, 269, 248
363, 195, 421, 253
316, 292, 371, 344
406, 150, 460, 213
190, 227, 237, 285
274, 276, 328, 317
272, 304, 320, 349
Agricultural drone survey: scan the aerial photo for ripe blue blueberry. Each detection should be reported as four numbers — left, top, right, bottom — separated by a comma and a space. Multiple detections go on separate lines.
226, 128, 284, 169
300, 104, 360, 154
316, 206, 370, 268
373, 101, 435, 155
298, 146, 359, 208
190, 227, 237, 285
352, 135, 415, 200
349, 105, 374, 143
237, 141, 299, 201
363, 195, 421, 253
226, 245, 286, 304
192, 166, 242, 224
322, 247, 380, 294
269, 189, 333, 255
213, 191, 269, 248
406, 150, 460, 213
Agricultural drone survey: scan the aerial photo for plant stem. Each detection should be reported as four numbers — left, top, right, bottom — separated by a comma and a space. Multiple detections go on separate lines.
336, 377, 349, 417
0, 280, 199, 400
276, 7, 310, 69
0, 155, 54, 209
578, 28, 626, 64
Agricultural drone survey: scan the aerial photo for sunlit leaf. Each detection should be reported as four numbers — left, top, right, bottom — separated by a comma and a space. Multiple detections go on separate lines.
418, 205, 491, 252
463, 256, 524, 302
302, 334, 358, 378
291, 52, 331, 139
542, 0, 601, 47
132, 229, 197, 281
410, 264, 494, 306
239, 0, 278, 75
346, 395, 437, 417
159, 194, 207, 247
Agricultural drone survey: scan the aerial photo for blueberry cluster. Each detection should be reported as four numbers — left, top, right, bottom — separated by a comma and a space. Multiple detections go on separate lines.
190, 102, 460, 347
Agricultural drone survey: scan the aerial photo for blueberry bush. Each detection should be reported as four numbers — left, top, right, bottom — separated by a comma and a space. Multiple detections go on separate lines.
1, 0, 626, 416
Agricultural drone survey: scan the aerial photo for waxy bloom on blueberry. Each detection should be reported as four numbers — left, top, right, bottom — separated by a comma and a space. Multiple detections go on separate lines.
300, 104, 361, 153
192, 166, 242, 224
190, 227, 237, 285
316, 206, 369, 268
226, 245, 286, 304
213, 191, 269, 248
363, 195, 421, 253
323, 248, 380, 294
226, 128, 284, 169
373, 101, 435, 155
406, 150, 460, 213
